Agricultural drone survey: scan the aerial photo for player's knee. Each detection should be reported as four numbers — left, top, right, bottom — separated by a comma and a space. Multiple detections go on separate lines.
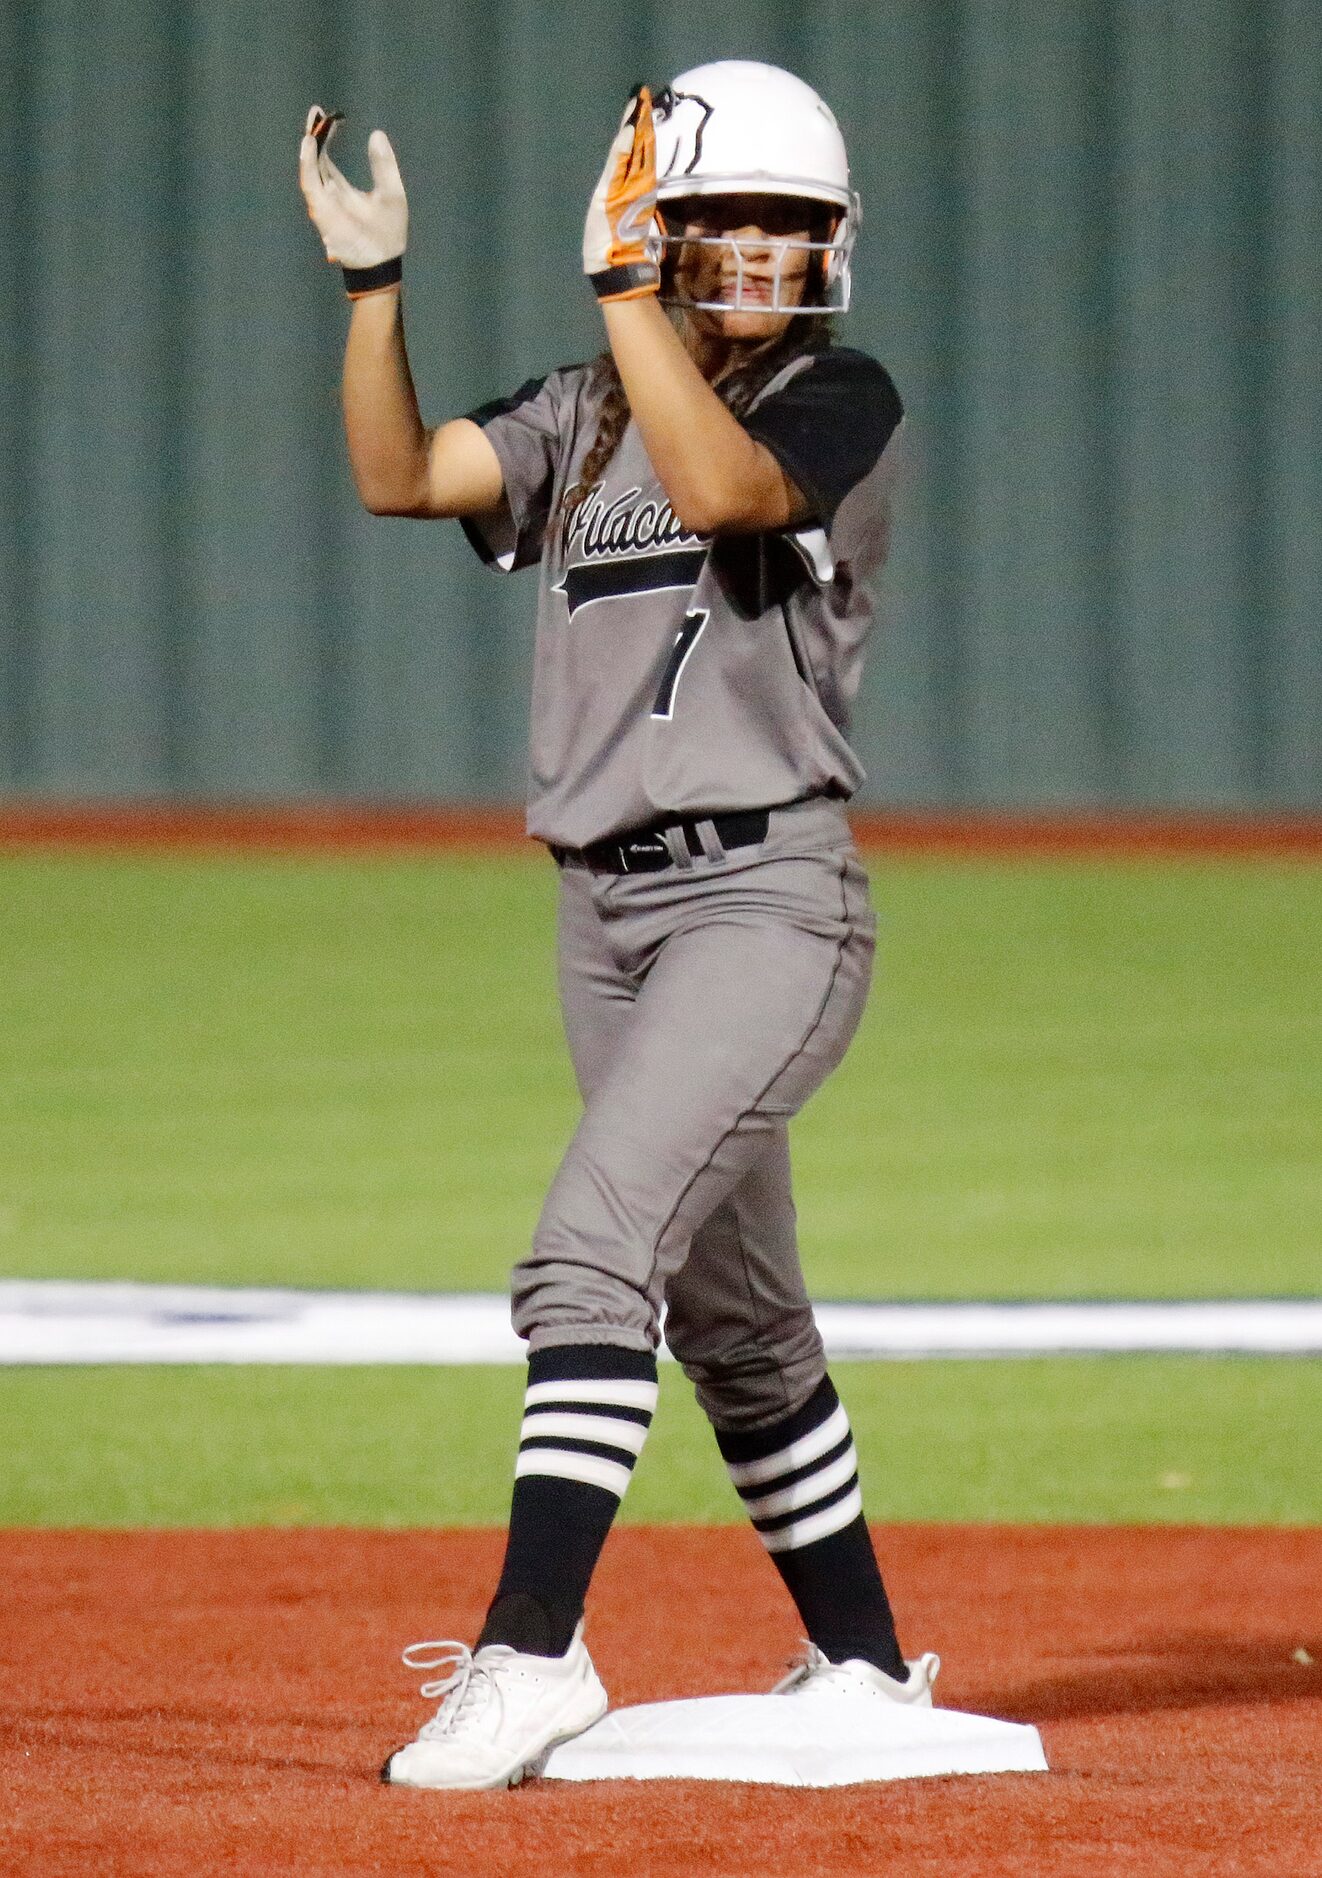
667, 1310, 826, 1433
527, 1126, 702, 1317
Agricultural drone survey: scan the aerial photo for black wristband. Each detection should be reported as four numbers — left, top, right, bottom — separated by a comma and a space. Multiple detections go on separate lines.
343, 256, 403, 299
589, 260, 660, 302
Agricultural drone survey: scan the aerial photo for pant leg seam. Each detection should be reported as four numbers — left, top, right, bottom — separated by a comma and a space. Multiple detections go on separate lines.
727, 1180, 793, 1420
644, 852, 854, 1309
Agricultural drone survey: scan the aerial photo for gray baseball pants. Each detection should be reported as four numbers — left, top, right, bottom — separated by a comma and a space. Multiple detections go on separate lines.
510, 798, 875, 1431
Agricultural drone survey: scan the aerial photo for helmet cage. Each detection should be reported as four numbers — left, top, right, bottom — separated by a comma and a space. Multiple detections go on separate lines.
652, 179, 861, 316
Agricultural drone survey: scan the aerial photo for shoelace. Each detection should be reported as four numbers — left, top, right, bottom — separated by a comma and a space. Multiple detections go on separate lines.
771, 1640, 831, 1695
401, 1640, 504, 1741
773, 1642, 937, 1698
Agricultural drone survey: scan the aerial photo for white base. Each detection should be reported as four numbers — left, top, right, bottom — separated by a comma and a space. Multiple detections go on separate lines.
540, 1692, 1048, 1787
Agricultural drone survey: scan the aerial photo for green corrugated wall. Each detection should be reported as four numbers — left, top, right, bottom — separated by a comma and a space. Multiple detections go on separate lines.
1, 1, 1318, 808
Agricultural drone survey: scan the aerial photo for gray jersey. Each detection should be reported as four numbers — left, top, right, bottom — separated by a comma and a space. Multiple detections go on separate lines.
462, 345, 903, 850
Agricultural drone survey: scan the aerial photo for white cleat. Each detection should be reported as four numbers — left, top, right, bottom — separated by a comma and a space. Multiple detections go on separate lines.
772, 1642, 941, 1708
381, 1624, 609, 1791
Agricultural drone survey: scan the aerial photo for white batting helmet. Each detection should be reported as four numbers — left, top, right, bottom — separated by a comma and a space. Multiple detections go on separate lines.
650, 60, 861, 314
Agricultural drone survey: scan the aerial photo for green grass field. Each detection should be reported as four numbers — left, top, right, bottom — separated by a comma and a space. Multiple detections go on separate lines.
4, 1359, 1319, 1527
2, 850, 1319, 1526
5, 852, 1318, 1296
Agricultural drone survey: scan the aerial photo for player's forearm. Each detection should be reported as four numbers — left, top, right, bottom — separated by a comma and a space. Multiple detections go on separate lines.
600, 298, 794, 534
341, 287, 431, 515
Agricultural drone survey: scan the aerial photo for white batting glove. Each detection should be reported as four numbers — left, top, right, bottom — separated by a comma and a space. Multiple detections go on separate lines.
298, 105, 408, 292
583, 87, 661, 302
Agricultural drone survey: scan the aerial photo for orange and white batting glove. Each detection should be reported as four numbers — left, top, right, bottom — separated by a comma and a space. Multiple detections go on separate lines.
583, 86, 660, 303
298, 105, 409, 298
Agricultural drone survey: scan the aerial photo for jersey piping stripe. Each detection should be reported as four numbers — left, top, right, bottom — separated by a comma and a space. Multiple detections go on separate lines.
523, 1379, 659, 1413
518, 1411, 649, 1455
557, 547, 709, 620
514, 1447, 635, 1498
761, 1483, 864, 1554
724, 1403, 851, 1489
738, 1442, 860, 1522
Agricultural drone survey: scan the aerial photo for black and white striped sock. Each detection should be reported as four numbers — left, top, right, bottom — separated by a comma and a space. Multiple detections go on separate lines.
479, 1344, 658, 1657
716, 1375, 906, 1678
515, 1361, 657, 1499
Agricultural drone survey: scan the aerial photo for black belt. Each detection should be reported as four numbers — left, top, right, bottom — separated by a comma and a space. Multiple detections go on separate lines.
553, 809, 771, 875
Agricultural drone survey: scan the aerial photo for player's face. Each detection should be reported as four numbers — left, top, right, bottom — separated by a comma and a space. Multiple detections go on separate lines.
665, 194, 830, 345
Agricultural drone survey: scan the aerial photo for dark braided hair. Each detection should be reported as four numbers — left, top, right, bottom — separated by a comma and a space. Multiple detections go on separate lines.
561, 359, 634, 524
560, 225, 836, 536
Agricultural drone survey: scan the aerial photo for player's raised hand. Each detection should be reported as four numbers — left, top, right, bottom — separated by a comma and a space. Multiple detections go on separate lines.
298, 105, 408, 271
583, 86, 660, 303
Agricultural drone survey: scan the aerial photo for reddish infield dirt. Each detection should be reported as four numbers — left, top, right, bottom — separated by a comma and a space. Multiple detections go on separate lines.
2, 800, 1320, 860
3, 1525, 1319, 1877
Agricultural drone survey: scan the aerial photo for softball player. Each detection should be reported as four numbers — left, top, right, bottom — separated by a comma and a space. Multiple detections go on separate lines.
300, 59, 936, 1791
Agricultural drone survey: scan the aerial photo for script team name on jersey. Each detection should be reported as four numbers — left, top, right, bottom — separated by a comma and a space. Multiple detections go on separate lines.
555, 484, 709, 620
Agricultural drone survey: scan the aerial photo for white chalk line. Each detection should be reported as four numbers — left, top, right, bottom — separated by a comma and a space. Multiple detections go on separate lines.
1, 1282, 1321, 1364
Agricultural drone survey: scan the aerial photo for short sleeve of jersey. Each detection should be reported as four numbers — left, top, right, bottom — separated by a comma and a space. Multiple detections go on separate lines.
460, 370, 572, 573
741, 348, 903, 533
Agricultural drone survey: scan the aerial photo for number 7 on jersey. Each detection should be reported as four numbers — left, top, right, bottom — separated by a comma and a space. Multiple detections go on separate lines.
650, 610, 709, 721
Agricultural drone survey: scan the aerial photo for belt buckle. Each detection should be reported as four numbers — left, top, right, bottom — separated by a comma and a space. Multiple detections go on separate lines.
619, 832, 669, 874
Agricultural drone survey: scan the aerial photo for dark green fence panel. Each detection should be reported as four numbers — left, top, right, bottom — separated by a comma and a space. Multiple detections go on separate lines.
1, 0, 1318, 808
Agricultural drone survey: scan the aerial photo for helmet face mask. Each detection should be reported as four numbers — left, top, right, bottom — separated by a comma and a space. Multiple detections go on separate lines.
656, 191, 843, 318
651, 62, 861, 317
